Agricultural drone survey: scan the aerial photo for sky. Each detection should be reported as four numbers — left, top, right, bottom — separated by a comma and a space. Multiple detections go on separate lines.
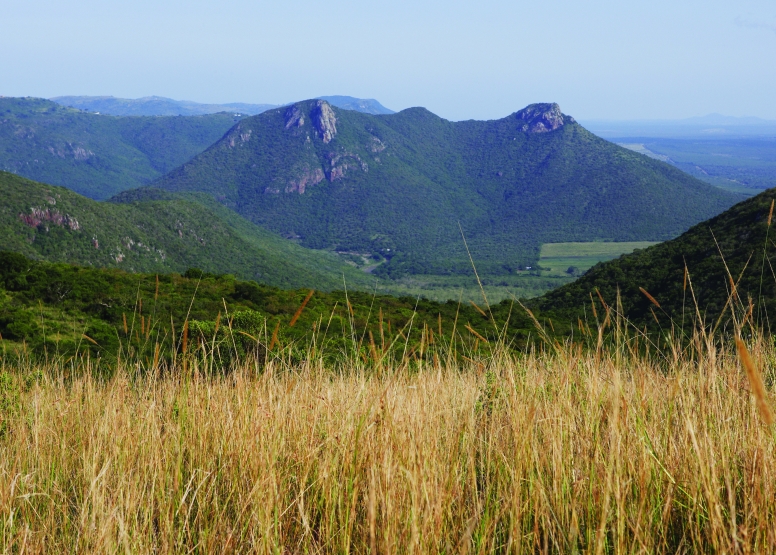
2, 0, 775, 121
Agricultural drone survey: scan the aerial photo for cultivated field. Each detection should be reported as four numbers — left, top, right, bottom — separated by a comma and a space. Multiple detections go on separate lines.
539, 241, 659, 276
1, 328, 774, 553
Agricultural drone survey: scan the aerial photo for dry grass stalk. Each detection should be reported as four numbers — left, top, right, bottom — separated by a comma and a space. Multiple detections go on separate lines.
639, 287, 661, 308
735, 337, 775, 426
469, 300, 487, 318
269, 321, 280, 351
1, 342, 775, 553
289, 290, 315, 327
464, 323, 488, 343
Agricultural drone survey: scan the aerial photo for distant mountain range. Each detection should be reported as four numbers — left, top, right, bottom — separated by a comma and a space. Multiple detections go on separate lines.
50, 95, 395, 117
0, 97, 245, 199
583, 114, 776, 139
150, 99, 740, 279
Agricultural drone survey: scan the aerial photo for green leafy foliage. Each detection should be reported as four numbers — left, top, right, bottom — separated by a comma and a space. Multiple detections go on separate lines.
0, 253, 536, 364
0, 97, 245, 199
153, 100, 741, 279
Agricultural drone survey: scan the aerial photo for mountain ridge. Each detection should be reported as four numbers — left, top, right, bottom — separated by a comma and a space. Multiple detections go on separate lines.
151, 98, 741, 278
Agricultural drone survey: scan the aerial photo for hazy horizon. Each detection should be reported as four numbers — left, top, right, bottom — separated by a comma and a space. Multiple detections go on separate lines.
4, 0, 775, 121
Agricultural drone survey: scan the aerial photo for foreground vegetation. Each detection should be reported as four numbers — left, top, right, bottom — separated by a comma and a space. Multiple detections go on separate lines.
0, 325, 775, 552
3, 203, 776, 551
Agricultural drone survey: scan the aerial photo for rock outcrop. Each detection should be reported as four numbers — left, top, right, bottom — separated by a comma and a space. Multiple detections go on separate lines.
312, 101, 337, 143
284, 105, 305, 129
19, 207, 80, 230
514, 103, 575, 133
286, 168, 325, 194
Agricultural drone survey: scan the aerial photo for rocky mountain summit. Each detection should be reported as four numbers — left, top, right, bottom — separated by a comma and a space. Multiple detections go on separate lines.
284, 100, 338, 143
514, 103, 574, 133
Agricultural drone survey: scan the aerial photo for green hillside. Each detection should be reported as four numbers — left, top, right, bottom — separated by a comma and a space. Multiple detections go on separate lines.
153, 99, 741, 279
533, 188, 776, 333
0, 171, 379, 291
0, 97, 244, 199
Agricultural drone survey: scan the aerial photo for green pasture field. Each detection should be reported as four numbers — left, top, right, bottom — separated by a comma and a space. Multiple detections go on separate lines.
539, 241, 660, 276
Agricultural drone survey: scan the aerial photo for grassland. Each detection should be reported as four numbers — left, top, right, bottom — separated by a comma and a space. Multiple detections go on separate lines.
1, 322, 775, 552
538, 241, 660, 276
352, 242, 664, 303
374, 274, 573, 303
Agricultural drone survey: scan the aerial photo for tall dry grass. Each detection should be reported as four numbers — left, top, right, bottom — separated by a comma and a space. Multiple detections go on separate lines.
0, 335, 775, 553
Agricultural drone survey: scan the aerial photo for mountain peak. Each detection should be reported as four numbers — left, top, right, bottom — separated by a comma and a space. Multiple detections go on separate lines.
514, 103, 575, 133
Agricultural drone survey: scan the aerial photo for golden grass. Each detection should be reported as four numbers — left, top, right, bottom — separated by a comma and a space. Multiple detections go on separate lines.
1, 337, 775, 553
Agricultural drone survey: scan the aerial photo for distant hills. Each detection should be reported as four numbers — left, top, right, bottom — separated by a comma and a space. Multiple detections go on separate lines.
534, 186, 776, 332
0, 171, 378, 290
51, 95, 395, 117
151, 99, 741, 278
0, 97, 245, 199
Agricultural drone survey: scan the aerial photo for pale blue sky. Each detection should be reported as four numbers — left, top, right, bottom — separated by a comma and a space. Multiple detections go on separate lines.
3, 0, 775, 121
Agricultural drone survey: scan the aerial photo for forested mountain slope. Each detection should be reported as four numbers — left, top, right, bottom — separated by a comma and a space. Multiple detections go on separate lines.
153, 99, 740, 278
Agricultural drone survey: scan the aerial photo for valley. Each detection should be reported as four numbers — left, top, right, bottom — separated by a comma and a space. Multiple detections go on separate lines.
0, 95, 753, 304
152, 99, 739, 282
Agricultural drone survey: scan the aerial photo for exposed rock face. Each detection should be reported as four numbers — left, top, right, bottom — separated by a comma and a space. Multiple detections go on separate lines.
312, 101, 337, 143
369, 136, 386, 153
46, 143, 94, 160
514, 103, 574, 133
226, 124, 253, 148
286, 168, 325, 194
284, 105, 305, 129
326, 151, 367, 182
19, 207, 80, 230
